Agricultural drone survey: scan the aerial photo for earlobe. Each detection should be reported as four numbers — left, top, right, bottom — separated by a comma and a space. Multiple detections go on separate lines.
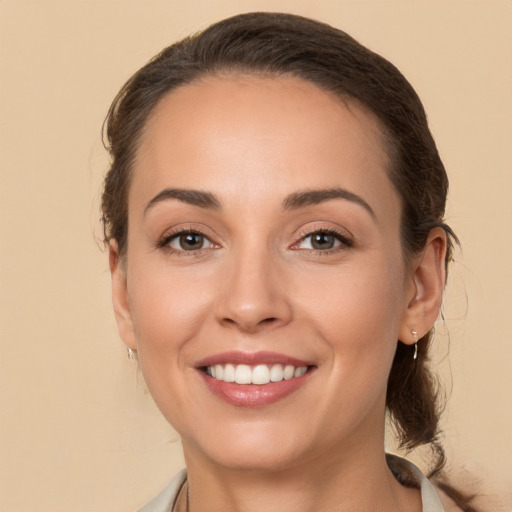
109, 241, 137, 350
399, 227, 447, 344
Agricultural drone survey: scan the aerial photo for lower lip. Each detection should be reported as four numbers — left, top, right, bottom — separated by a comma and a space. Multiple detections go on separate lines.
198, 371, 312, 407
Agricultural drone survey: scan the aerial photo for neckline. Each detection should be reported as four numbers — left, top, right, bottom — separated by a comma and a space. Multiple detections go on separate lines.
139, 456, 446, 512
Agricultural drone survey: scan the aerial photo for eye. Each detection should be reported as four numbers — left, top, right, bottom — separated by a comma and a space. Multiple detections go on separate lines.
294, 229, 352, 251
164, 231, 215, 252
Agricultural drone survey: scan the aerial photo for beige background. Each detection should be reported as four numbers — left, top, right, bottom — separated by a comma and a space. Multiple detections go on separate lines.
1, 1, 511, 510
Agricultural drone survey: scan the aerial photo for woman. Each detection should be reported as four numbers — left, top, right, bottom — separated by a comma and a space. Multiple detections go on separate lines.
101, 12, 478, 512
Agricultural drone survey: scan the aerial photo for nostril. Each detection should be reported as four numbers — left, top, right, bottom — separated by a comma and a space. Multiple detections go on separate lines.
220, 315, 281, 332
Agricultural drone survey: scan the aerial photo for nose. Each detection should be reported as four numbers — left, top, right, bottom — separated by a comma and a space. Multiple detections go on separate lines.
215, 247, 293, 334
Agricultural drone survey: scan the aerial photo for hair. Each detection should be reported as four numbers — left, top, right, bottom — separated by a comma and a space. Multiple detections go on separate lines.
101, 12, 477, 510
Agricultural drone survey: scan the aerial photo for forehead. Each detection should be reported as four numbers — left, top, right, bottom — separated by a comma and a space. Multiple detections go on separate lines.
131, 74, 398, 218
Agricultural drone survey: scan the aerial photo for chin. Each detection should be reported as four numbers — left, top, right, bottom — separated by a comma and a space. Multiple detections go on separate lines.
183, 421, 311, 473
206, 447, 304, 474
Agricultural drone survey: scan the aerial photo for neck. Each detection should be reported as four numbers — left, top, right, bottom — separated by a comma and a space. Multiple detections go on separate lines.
182, 439, 422, 512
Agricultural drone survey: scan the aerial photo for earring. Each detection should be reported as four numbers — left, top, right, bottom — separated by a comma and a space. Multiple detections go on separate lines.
127, 347, 138, 361
411, 330, 419, 360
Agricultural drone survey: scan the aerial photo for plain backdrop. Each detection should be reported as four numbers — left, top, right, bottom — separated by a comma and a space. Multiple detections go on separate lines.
1, 1, 511, 511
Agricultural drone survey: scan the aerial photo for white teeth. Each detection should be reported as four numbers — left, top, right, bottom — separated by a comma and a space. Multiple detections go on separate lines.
252, 364, 270, 385
284, 365, 295, 380
214, 364, 223, 380
206, 363, 308, 385
269, 364, 284, 382
223, 363, 235, 382
294, 366, 307, 378
234, 364, 252, 384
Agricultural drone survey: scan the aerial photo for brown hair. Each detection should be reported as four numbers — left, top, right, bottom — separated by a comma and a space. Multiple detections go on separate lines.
102, 12, 476, 509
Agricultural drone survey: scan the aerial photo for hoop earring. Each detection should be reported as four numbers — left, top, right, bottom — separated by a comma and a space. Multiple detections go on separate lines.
411, 330, 419, 360
127, 347, 138, 361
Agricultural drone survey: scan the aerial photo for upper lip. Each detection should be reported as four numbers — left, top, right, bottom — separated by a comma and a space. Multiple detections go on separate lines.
195, 351, 313, 368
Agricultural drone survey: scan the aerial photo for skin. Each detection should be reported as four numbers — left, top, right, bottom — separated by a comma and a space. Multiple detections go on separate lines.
110, 75, 447, 512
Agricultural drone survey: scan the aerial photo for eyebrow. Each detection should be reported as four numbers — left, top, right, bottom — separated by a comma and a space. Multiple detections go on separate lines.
282, 187, 377, 221
144, 186, 376, 221
144, 188, 222, 215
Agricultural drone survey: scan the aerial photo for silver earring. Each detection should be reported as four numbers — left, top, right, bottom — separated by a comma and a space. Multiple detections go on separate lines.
127, 347, 138, 361
411, 330, 419, 360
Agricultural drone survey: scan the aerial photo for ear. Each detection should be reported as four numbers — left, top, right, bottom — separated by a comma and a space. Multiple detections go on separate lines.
109, 240, 137, 350
398, 227, 447, 344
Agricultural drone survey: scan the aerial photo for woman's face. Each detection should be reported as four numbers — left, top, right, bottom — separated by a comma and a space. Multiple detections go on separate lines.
112, 75, 418, 472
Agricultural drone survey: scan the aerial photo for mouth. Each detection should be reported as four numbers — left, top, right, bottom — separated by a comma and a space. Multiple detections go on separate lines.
203, 363, 309, 385
195, 351, 316, 407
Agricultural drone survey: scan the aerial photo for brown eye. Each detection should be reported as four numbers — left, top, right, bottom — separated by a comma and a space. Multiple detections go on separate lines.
310, 232, 336, 250
168, 232, 211, 251
295, 229, 352, 252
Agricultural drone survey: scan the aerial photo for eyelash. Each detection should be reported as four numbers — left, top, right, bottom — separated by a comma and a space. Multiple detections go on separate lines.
292, 227, 353, 253
157, 228, 217, 256
157, 227, 353, 256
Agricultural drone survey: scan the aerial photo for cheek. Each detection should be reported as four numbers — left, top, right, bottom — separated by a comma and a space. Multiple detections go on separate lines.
296, 254, 405, 337
126, 258, 216, 363
124, 259, 220, 429
293, 254, 405, 380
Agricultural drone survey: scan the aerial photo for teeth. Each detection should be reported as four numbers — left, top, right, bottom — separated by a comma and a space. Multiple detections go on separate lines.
284, 365, 295, 380
214, 364, 223, 380
294, 366, 307, 378
252, 364, 270, 385
223, 363, 235, 382
269, 364, 284, 382
206, 363, 308, 385
234, 364, 252, 384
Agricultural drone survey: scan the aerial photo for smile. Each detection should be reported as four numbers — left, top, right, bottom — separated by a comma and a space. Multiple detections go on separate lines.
205, 363, 309, 385
196, 351, 315, 406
